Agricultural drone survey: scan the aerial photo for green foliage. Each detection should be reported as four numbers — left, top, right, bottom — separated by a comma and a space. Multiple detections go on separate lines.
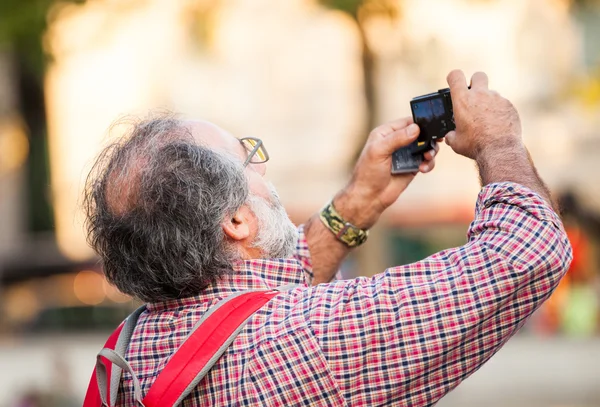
319, 0, 363, 19
572, 0, 600, 8
319, 0, 399, 22
0, 0, 86, 77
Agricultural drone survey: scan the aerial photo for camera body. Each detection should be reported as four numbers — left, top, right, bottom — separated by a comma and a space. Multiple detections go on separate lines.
391, 88, 456, 174
411, 87, 455, 151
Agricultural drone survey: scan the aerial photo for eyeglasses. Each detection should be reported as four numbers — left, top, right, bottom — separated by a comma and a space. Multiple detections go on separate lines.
240, 137, 269, 167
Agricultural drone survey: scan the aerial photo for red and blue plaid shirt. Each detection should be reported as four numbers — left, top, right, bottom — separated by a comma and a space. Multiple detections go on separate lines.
116, 182, 572, 406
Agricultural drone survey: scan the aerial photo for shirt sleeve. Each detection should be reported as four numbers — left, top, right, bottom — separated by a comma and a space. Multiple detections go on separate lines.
301, 182, 572, 406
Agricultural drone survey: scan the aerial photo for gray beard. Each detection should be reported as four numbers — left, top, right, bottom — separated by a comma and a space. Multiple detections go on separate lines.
247, 182, 297, 259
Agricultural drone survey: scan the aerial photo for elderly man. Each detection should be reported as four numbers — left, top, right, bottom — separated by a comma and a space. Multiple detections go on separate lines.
84, 70, 571, 406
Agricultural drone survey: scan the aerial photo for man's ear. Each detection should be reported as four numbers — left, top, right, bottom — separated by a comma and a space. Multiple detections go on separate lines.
222, 205, 253, 241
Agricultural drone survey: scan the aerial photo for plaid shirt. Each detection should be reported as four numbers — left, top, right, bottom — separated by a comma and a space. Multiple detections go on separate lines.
116, 182, 572, 406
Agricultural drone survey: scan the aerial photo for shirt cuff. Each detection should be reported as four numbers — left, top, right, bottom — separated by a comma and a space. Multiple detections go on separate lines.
475, 182, 562, 228
295, 225, 314, 285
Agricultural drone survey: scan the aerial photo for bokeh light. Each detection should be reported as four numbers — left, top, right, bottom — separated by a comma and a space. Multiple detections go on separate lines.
0, 115, 29, 175
102, 279, 131, 303
3, 284, 39, 323
73, 270, 105, 305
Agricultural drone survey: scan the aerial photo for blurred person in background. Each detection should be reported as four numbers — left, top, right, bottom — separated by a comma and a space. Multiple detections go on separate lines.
13, 356, 79, 407
83, 70, 571, 406
15, 391, 44, 407
552, 191, 600, 336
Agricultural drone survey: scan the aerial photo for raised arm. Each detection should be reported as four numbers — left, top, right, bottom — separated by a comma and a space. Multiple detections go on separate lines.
301, 117, 440, 285
303, 183, 571, 405
445, 70, 555, 207
299, 70, 572, 404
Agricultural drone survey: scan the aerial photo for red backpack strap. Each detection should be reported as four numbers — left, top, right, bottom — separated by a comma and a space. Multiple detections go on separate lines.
141, 289, 280, 407
105, 306, 148, 406
87, 285, 297, 407
83, 323, 124, 407
83, 305, 147, 407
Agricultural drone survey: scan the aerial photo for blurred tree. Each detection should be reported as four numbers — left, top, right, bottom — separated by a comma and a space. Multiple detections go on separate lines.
319, 1, 402, 276
319, 0, 400, 146
570, 0, 600, 7
0, 0, 86, 232
187, 0, 222, 50
569, 0, 600, 106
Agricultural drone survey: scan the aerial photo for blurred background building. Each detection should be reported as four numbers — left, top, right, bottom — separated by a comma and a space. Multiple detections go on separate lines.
1, 0, 599, 406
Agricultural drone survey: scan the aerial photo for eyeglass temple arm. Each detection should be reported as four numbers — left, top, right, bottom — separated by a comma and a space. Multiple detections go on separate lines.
243, 139, 263, 167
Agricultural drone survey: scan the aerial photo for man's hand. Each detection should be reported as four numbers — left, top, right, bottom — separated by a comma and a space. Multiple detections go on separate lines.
445, 70, 554, 208
445, 70, 523, 159
334, 117, 440, 229
303, 117, 439, 284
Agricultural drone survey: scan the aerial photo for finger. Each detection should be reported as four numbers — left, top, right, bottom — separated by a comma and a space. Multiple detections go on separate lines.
387, 116, 414, 131
470, 71, 489, 90
419, 158, 435, 173
445, 130, 456, 147
423, 148, 436, 161
429, 140, 441, 156
378, 123, 420, 156
447, 70, 468, 96
371, 116, 413, 138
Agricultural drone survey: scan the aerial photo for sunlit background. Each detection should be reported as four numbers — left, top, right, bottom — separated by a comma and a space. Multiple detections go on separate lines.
1, 0, 599, 406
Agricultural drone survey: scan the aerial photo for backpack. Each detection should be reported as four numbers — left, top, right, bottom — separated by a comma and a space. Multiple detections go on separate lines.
83, 289, 286, 407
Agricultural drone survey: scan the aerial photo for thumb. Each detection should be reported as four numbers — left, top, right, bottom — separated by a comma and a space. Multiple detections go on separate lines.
380, 123, 420, 156
444, 130, 457, 148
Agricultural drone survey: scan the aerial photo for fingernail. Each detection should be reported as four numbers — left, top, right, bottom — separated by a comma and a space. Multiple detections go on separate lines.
407, 124, 418, 137
429, 150, 436, 158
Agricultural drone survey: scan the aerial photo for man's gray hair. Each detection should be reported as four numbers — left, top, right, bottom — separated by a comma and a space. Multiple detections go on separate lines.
84, 115, 248, 303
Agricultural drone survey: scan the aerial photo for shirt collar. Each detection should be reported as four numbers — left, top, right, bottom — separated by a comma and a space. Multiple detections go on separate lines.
146, 257, 305, 312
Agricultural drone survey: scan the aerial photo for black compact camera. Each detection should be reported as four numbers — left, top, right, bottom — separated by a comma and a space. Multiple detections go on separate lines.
391, 88, 456, 174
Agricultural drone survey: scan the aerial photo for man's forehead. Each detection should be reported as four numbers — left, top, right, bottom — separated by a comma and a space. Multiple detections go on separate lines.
183, 120, 239, 150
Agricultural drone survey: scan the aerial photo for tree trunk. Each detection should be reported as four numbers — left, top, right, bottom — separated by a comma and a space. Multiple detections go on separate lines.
15, 51, 54, 232
0, 51, 27, 268
352, 22, 389, 278
357, 22, 377, 137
